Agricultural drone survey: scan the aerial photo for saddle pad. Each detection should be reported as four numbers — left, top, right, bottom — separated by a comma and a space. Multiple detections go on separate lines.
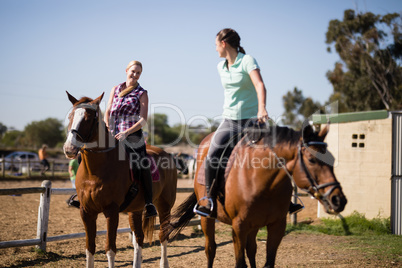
149, 154, 160, 182
196, 161, 206, 185
129, 154, 160, 183
196, 150, 238, 187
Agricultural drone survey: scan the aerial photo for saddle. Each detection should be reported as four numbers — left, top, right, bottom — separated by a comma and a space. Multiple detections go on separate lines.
120, 153, 159, 212
67, 153, 160, 211
196, 122, 264, 196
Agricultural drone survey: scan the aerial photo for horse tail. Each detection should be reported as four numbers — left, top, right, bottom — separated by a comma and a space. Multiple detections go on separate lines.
162, 192, 197, 241
143, 215, 156, 244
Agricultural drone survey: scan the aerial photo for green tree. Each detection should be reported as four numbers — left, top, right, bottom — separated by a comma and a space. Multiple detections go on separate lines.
1, 130, 24, 147
0, 123, 7, 139
24, 118, 64, 148
282, 87, 323, 129
147, 113, 182, 146
326, 9, 402, 112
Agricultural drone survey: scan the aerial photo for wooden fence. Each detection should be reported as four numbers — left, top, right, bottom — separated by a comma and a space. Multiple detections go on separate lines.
0, 181, 199, 251
1, 158, 69, 178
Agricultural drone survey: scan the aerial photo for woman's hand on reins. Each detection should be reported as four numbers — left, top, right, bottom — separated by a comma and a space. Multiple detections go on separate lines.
257, 109, 269, 123
115, 131, 128, 141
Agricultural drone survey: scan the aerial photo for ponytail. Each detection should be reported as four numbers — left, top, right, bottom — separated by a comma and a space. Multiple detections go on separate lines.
217, 28, 246, 54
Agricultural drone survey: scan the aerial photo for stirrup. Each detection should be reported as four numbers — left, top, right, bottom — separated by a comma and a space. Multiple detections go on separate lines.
193, 196, 214, 217
289, 195, 305, 215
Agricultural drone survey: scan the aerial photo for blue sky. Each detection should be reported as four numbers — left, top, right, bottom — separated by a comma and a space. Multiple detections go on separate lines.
0, 0, 400, 131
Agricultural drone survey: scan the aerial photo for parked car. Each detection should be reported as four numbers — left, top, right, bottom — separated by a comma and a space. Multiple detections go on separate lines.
0, 151, 41, 172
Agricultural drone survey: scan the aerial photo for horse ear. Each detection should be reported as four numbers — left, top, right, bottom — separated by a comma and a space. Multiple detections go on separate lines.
318, 123, 330, 141
66, 91, 78, 105
92, 92, 104, 105
302, 124, 314, 142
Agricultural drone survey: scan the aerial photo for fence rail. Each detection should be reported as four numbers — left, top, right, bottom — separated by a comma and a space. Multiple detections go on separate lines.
1, 158, 69, 178
0, 181, 199, 251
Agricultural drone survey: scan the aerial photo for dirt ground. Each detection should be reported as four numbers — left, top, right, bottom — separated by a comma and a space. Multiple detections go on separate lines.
0, 178, 399, 267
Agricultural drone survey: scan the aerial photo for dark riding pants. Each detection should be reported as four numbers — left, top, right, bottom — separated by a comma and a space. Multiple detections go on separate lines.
205, 118, 253, 193
123, 129, 153, 204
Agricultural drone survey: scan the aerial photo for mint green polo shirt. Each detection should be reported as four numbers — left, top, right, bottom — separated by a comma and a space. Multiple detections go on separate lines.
217, 52, 260, 120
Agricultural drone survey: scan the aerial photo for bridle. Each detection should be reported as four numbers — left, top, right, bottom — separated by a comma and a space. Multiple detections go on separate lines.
68, 104, 115, 153
275, 140, 341, 214
297, 141, 341, 213
69, 104, 99, 144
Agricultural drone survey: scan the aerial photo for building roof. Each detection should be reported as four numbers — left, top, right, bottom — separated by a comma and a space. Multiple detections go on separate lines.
312, 110, 389, 124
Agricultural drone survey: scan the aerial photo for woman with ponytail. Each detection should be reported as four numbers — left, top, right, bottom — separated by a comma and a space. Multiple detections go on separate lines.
104, 60, 157, 218
194, 28, 303, 218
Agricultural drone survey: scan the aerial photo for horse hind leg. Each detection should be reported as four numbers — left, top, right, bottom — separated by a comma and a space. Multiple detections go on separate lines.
201, 217, 217, 268
156, 201, 173, 268
128, 212, 144, 268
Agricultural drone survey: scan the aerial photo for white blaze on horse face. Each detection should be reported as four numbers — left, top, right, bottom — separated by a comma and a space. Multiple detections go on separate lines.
66, 108, 86, 146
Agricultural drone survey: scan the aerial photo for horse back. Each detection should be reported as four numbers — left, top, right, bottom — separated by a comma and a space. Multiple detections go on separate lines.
146, 144, 178, 201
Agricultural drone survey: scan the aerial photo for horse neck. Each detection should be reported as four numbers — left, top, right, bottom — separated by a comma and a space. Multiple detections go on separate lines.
87, 119, 117, 151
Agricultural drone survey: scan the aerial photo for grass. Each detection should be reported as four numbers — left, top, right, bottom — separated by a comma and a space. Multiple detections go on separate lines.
257, 212, 401, 265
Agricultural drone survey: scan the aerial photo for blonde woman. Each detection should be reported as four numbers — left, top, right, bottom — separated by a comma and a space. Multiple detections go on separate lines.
104, 60, 157, 218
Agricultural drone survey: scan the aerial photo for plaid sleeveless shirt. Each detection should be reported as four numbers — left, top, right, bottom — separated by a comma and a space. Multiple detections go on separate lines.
110, 82, 147, 135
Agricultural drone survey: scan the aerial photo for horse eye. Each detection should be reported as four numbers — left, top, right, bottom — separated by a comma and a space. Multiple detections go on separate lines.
308, 157, 317, 164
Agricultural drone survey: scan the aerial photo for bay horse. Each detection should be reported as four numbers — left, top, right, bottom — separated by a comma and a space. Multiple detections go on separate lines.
166, 123, 347, 268
63, 92, 177, 268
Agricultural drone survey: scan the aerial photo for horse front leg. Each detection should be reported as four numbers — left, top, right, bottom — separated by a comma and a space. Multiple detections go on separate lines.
246, 228, 259, 268
232, 219, 247, 268
128, 211, 144, 268
103, 203, 120, 268
264, 217, 286, 268
80, 207, 98, 268
201, 217, 216, 268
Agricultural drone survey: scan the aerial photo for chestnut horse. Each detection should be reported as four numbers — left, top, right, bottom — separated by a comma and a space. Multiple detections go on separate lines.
63, 92, 177, 268
166, 123, 347, 268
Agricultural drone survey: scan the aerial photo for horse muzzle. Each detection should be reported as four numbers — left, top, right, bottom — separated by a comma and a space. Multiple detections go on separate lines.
63, 142, 80, 159
321, 188, 347, 215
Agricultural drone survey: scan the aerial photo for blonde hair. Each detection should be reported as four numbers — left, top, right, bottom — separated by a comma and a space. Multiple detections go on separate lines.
119, 60, 143, 98
126, 60, 142, 72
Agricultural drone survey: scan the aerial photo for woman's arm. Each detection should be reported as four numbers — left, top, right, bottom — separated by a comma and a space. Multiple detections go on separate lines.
114, 92, 149, 140
103, 86, 116, 128
250, 69, 269, 122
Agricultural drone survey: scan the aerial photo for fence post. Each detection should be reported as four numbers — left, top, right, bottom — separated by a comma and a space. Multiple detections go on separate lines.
1, 156, 4, 178
51, 160, 55, 178
27, 159, 31, 178
290, 187, 298, 225
36, 180, 52, 251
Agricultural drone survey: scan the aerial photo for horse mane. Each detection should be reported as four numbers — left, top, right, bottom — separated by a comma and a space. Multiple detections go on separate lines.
242, 125, 301, 148
74, 97, 94, 106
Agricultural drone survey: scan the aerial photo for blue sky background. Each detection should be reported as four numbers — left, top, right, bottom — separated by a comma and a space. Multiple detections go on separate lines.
0, 0, 400, 131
